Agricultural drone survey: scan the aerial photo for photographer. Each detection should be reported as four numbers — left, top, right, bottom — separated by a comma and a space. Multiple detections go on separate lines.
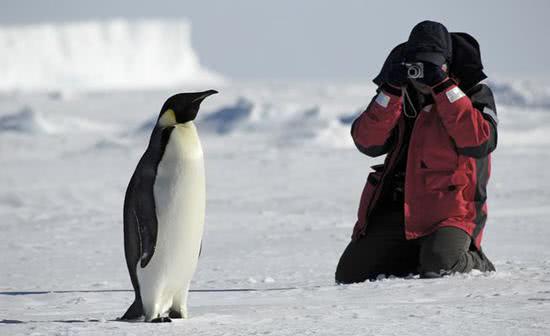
336, 21, 498, 283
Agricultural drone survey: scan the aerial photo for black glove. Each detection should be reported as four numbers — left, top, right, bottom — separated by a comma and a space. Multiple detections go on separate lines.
414, 62, 448, 87
386, 62, 407, 88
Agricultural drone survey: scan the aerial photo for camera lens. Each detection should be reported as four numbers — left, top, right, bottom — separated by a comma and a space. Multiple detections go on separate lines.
408, 66, 420, 79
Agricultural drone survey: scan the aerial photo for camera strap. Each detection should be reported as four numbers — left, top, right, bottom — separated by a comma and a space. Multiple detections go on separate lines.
401, 87, 418, 118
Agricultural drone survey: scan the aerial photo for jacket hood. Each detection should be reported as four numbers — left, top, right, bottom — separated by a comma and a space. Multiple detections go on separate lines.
449, 32, 487, 91
373, 32, 487, 92
405, 20, 452, 66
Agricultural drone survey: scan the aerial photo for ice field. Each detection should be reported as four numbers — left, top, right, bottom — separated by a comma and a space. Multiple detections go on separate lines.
1, 19, 549, 335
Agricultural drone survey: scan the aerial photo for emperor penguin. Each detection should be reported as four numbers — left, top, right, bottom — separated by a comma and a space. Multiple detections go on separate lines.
120, 90, 217, 322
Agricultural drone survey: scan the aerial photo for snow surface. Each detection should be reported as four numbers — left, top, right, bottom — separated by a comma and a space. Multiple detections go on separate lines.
0, 79, 549, 335
0, 19, 223, 92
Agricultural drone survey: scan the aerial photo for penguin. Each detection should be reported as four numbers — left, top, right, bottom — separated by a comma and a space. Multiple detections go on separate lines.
120, 89, 217, 322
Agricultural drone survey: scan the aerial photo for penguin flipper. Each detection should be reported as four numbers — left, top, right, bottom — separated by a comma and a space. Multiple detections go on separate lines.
135, 189, 158, 268
120, 299, 143, 320
136, 127, 178, 267
124, 158, 159, 271
123, 183, 143, 304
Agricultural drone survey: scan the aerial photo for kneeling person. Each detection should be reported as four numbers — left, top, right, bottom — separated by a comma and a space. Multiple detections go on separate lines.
336, 21, 497, 283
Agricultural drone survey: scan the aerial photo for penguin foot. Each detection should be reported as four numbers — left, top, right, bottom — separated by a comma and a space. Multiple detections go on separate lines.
169, 306, 188, 319
168, 311, 182, 318
120, 300, 143, 320
151, 317, 172, 323
169, 310, 187, 319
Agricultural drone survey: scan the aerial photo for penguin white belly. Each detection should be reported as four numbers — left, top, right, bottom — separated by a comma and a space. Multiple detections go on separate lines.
136, 122, 205, 320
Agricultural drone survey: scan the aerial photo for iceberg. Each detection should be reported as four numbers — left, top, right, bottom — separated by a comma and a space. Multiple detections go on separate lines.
0, 18, 223, 92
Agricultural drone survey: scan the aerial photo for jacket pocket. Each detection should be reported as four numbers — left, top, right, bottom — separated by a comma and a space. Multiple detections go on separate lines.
417, 168, 469, 223
424, 168, 469, 192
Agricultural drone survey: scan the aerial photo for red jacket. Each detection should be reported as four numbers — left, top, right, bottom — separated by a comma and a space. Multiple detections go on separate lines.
351, 79, 498, 248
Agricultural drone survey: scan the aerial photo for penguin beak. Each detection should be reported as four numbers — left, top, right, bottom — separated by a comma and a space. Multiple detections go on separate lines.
191, 89, 218, 104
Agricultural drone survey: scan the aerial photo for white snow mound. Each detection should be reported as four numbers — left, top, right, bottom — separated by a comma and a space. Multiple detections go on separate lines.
198, 97, 255, 134
0, 106, 56, 134
0, 106, 119, 136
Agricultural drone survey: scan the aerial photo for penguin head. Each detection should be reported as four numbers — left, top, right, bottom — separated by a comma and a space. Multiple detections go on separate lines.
157, 89, 218, 127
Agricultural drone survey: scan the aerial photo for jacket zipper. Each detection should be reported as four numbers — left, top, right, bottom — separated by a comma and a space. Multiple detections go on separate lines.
402, 108, 424, 235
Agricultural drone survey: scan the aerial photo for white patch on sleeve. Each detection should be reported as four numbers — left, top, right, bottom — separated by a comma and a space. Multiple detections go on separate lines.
375, 92, 390, 108
446, 87, 466, 103
483, 107, 499, 125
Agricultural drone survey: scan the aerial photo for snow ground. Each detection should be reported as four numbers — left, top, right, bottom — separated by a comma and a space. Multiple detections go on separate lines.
0, 82, 549, 335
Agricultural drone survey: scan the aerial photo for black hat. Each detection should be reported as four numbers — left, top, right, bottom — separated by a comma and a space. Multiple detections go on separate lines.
405, 20, 452, 66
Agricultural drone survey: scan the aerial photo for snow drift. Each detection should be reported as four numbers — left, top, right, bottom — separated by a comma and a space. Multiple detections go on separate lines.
489, 80, 550, 109
122, 79, 550, 150
0, 19, 223, 92
198, 97, 255, 134
0, 106, 56, 134
3, 78, 548, 153
0, 105, 117, 136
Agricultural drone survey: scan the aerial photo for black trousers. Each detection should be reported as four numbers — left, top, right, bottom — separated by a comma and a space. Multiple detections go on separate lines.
335, 204, 495, 284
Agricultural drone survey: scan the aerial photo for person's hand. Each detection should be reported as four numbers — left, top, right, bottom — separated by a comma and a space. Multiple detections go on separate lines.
413, 62, 448, 87
387, 62, 407, 88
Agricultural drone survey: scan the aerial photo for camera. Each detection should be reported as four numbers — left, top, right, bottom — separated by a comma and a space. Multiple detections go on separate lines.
403, 62, 424, 79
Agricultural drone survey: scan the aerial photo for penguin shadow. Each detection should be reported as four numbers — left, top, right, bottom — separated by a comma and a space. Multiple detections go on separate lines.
0, 318, 118, 324
0, 290, 139, 324
0, 317, 183, 324
0, 290, 132, 324
0, 289, 132, 296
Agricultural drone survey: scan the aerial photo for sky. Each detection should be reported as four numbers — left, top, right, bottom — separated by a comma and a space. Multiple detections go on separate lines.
1, 0, 548, 81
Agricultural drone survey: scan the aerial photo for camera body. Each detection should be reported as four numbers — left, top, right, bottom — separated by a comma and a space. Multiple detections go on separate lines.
403, 62, 424, 79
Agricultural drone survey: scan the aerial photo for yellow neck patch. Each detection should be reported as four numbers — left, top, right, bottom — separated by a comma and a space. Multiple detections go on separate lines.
158, 109, 177, 127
